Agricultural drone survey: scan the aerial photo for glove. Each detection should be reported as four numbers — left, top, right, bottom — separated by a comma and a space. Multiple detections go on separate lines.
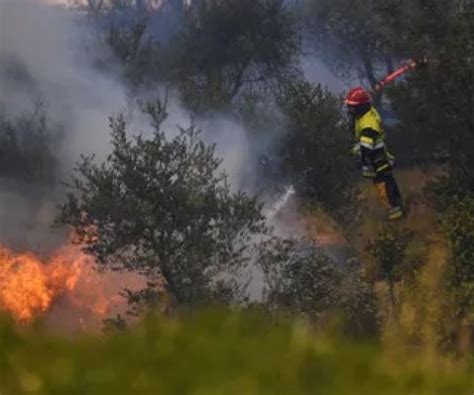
351, 143, 361, 156
386, 151, 396, 167
362, 166, 376, 179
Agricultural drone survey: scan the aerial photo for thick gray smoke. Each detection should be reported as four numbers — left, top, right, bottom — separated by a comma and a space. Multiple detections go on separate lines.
0, 0, 131, 252
0, 1, 347, 242
1, 0, 268, 184
0, 0, 274, 253
0, 1, 350, 324
302, 56, 345, 93
0, 0, 127, 165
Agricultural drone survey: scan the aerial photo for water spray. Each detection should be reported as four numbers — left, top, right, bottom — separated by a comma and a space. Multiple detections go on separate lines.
266, 185, 296, 222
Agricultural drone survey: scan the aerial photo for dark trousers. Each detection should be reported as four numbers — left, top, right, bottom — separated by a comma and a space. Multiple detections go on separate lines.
374, 173, 403, 210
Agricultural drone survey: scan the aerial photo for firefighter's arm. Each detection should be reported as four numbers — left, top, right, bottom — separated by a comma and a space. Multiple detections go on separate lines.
359, 128, 392, 178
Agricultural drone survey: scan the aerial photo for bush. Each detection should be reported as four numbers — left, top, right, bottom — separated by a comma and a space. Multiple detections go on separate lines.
57, 100, 269, 307
0, 311, 471, 394
366, 226, 414, 285
442, 196, 474, 323
262, 239, 379, 337
0, 103, 58, 186
278, 82, 360, 225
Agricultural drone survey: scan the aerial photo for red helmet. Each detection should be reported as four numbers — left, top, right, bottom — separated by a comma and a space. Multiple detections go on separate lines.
344, 87, 372, 106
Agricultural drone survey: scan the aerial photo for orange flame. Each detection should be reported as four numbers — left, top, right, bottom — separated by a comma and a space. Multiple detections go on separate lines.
0, 245, 85, 322
0, 242, 146, 327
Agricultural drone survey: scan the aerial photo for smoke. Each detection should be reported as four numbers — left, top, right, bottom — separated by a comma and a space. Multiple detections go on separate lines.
0, 0, 330, 323
0, 2, 344, 220
199, 116, 259, 193
0, 0, 286, 284
3, 0, 276, 184
0, 0, 126, 253
301, 55, 345, 94
0, 0, 128, 164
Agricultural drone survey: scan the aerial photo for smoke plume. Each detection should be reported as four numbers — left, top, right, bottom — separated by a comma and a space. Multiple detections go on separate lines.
0, 0, 348, 327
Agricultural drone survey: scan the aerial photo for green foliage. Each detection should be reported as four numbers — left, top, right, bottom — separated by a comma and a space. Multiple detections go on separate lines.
173, 0, 300, 112
301, 0, 395, 87
262, 240, 344, 317
0, 102, 58, 186
278, 82, 360, 225
106, 19, 164, 85
0, 311, 472, 394
366, 226, 413, 284
442, 196, 474, 322
109, 0, 134, 11
378, 0, 456, 55
261, 239, 379, 337
338, 265, 381, 337
385, 2, 474, 176
56, 97, 371, 331
303, 0, 474, 175
379, 1, 474, 329
384, 79, 447, 166
58, 100, 268, 306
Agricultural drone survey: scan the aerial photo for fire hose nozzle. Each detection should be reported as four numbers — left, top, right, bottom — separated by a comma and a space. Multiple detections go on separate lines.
371, 57, 428, 94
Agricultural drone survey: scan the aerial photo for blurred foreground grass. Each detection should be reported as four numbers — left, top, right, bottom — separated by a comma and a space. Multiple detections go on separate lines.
0, 310, 472, 394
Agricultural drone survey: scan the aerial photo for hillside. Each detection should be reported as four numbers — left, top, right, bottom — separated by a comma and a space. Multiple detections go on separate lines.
0, 0, 473, 392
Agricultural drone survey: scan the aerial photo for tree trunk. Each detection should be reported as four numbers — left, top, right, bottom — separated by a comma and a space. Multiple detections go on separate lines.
360, 53, 378, 90
359, 51, 382, 106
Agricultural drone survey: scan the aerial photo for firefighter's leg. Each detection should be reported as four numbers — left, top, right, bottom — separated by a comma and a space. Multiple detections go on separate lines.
375, 181, 391, 210
374, 174, 404, 220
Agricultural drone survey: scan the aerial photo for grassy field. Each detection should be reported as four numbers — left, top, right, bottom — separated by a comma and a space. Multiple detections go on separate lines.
0, 310, 472, 394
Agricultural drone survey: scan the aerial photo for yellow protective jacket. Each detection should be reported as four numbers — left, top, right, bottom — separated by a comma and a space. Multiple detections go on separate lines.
355, 106, 385, 148
354, 106, 392, 180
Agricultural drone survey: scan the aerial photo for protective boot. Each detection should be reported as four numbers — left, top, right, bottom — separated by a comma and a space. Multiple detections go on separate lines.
375, 174, 403, 220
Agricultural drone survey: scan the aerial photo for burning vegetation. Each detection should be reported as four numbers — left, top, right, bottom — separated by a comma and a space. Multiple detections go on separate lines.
0, 3, 473, 393
0, 241, 145, 330
0, 243, 84, 322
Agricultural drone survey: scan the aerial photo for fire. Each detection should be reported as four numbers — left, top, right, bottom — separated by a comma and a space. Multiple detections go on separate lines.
0, 242, 145, 326
0, 245, 85, 321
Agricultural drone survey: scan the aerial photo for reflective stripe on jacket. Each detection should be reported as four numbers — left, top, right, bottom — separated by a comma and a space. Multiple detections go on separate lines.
354, 106, 393, 181
355, 106, 385, 149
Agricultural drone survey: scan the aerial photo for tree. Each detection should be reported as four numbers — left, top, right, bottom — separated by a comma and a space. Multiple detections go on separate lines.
302, 0, 474, 188
442, 197, 474, 326
388, 1, 474, 187
277, 82, 360, 225
302, 0, 395, 89
58, 100, 269, 307
0, 101, 59, 187
173, 0, 300, 112
86, 0, 105, 13
377, 0, 453, 57
389, 2, 474, 334
109, 0, 134, 10
106, 19, 164, 85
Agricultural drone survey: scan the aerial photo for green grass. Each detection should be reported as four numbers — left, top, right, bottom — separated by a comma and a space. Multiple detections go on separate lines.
0, 311, 472, 394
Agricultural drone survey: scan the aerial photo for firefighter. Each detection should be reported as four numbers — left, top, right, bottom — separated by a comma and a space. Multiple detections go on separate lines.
345, 87, 404, 221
